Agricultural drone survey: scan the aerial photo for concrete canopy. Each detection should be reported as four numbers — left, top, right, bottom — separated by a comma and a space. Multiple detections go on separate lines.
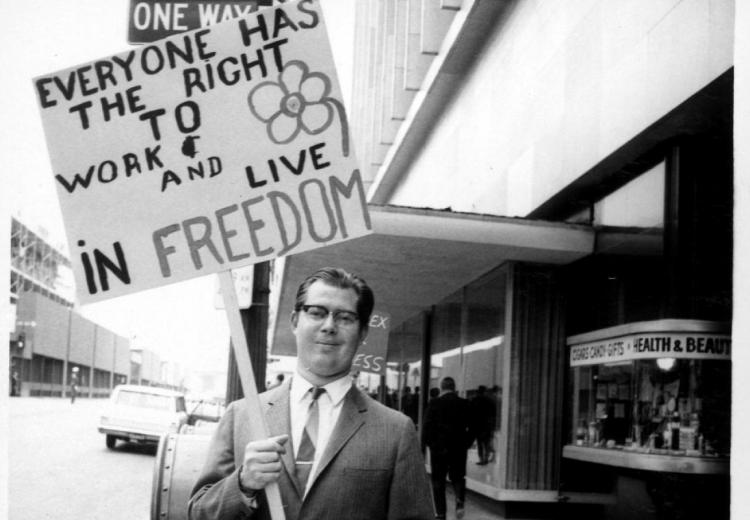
269, 205, 594, 357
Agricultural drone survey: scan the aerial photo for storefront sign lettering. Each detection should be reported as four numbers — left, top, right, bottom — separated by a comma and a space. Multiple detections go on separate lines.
351, 311, 391, 376
35, 0, 371, 304
569, 333, 731, 366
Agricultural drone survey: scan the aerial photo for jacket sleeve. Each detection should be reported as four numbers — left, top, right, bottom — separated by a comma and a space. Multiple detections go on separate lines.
387, 418, 435, 520
188, 403, 258, 520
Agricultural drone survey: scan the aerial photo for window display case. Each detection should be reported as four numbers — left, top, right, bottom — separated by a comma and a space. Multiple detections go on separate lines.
563, 320, 730, 474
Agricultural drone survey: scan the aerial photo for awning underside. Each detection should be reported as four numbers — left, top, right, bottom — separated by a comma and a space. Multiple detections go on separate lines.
270, 206, 594, 357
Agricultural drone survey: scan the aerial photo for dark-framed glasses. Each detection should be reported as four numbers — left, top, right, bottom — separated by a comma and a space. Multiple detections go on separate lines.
300, 304, 359, 326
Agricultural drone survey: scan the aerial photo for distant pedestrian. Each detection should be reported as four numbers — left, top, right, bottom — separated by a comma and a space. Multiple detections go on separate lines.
10, 371, 20, 397
424, 377, 474, 520
400, 386, 418, 424
70, 368, 79, 404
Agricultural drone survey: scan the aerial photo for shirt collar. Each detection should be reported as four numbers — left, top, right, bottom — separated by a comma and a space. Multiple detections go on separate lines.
291, 370, 352, 407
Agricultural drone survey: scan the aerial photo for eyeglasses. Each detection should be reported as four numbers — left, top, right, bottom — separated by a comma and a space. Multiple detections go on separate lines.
299, 304, 359, 327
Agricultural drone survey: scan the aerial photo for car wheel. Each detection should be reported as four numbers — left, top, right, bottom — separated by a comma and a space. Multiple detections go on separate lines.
106, 435, 117, 449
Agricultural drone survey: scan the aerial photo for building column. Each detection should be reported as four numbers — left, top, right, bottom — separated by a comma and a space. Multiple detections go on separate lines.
62, 308, 72, 399
89, 326, 97, 398
503, 262, 566, 491
418, 308, 432, 450
109, 336, 116, 392
225, 261, 271, 403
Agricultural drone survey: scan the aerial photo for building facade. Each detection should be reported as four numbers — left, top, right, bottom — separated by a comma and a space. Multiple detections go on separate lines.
9, 216, 172, 397
269, 1, 734, 518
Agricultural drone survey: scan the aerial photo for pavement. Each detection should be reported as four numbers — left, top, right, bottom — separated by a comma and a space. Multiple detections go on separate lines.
9, 396, 508, 519
442, 487, 506, 520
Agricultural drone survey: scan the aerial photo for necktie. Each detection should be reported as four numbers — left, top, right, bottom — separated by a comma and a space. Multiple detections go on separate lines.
295, 387, 325, 492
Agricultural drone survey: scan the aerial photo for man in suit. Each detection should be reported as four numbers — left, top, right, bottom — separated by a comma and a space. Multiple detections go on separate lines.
189, 267, 434, 520
423, 377, 474, 520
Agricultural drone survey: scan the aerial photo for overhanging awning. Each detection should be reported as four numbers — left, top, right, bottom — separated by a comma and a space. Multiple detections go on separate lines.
270, 205, 594, 356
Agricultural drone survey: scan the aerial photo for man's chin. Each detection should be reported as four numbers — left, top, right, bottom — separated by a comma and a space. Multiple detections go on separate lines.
303, 363, 350, 381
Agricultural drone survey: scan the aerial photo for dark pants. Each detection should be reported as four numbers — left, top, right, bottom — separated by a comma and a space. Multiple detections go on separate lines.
429, 447, 467, 517
477, 431, 494, 463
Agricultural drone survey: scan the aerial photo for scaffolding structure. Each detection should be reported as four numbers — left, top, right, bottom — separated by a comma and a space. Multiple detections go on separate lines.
10, 216, 74, 307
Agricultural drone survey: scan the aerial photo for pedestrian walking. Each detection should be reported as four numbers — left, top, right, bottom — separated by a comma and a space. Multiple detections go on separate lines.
10, 370, 20, 397
423, 376, 474, 520
70, 367, 79, 404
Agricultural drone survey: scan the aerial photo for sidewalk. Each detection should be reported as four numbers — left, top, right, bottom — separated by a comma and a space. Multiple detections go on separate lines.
443, 487, 505, 520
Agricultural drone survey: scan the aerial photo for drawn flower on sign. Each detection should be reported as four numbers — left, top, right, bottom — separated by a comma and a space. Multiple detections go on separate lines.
248, 60, 350, 156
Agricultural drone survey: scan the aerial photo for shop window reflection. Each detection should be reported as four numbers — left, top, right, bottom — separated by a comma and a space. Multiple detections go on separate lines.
356, 313, 425, 419
429, 266, 507, 489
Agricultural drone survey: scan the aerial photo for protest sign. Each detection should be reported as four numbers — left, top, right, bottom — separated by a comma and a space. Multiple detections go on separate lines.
35, 0, 371, 305
352, 310, 391, 376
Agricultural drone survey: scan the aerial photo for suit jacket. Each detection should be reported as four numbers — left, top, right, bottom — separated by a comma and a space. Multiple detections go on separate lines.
188, 381, 434, 520
423, 392, 474, 455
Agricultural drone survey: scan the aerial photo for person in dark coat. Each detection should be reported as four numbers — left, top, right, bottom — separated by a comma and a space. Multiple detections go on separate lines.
400, 386, 419, 424
423, 376, 474, 520
471, 385, 496, 465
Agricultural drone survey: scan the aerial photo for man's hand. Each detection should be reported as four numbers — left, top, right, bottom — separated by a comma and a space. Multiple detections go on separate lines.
240, 434, 290, 491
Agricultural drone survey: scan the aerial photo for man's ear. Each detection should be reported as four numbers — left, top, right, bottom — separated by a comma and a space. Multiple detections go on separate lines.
290, 310, 299, 329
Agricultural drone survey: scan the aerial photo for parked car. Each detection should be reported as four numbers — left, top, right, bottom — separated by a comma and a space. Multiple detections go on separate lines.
98, 384, 188, 449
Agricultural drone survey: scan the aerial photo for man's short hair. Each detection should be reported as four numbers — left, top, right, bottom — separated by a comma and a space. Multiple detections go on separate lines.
440, 377, 456, 391
294, 267, 375, 332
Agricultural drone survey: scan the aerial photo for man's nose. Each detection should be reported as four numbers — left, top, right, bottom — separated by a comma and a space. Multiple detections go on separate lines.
320, 312, 338, 331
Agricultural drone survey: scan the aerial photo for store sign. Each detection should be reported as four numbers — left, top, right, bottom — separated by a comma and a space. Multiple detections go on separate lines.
128, 0, 273, 43
34, 0, 371, 305
569, 332, 731, 367
213, 265, 254, 309
352, 311, 391, 376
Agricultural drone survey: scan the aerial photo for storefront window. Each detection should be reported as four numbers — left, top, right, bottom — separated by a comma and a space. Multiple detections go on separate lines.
357, 313, 424, 417
464, 267, 506, 489
387, 314, 425, 421
427, 266, 507, 490
429, 290, 462, 391
567, 322, 730, 461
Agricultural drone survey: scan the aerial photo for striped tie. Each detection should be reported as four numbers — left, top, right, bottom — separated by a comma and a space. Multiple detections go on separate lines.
295, 387, 325, 491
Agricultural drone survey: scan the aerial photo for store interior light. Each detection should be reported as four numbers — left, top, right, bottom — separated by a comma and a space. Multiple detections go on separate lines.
656, 357, 676, 371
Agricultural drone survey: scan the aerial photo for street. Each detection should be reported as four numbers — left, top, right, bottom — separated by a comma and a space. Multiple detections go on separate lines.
9, 397, 156, 520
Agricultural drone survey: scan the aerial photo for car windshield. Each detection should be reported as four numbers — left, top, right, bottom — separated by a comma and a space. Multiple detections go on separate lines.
116, 390, 178, 411
187, 400, 221, 418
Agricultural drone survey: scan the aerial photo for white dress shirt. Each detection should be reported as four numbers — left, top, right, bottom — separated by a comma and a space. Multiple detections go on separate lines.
289, 372, 352, 495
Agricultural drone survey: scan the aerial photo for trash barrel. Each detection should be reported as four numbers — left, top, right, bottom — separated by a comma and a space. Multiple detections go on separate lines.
151, 432, 212, 520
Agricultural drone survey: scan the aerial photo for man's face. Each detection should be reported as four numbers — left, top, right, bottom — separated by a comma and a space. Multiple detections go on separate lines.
292, 280, 366, 385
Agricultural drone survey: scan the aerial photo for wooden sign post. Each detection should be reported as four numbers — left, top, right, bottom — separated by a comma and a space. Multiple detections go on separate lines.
220, 270, 285, 517
34, 1, 372, 518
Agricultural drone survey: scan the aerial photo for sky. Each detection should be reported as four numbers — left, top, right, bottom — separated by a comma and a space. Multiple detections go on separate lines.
1, 0, 354, 378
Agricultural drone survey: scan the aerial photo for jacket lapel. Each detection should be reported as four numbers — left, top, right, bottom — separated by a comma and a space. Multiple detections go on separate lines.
308, 386, 367, 489
264, 381, 305, 498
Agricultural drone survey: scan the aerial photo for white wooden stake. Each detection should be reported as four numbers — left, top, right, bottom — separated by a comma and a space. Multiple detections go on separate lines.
219, 270, 285, 520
